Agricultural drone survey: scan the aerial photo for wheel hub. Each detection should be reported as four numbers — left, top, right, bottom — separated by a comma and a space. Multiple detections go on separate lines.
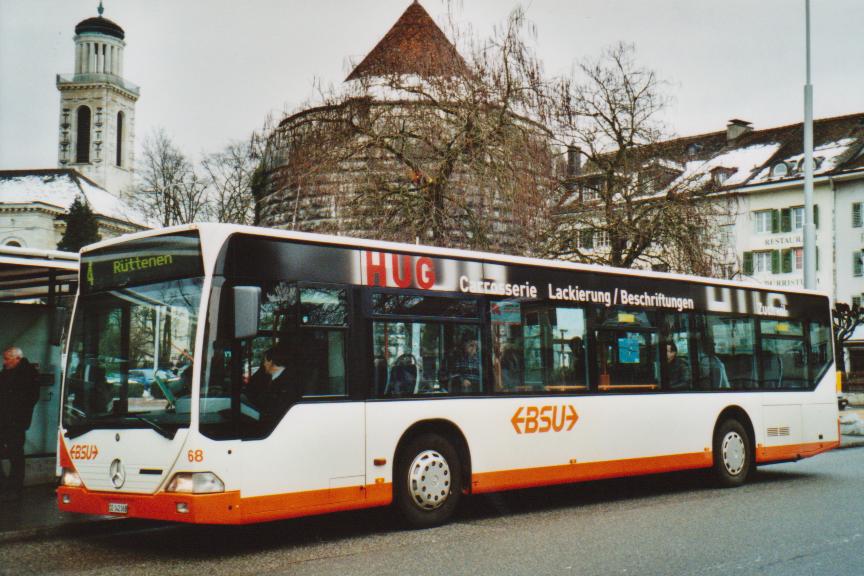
722, 431, 746, 476
407, 449, 451, 510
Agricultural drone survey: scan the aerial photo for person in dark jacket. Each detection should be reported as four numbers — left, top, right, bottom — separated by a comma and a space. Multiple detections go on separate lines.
0, 346, 40, 500
245, 347, 300, 424
665, 342, 692, 390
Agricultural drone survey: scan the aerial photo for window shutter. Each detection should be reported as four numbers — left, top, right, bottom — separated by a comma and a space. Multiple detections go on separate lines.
771, 210, 780, 233
781, 249, 792, 273
855, 251, 863, 277
854, 203, 862, 228
743, 251, 753, 275
813, 204, 819, 229
780, 208, 792, 232
771, 250, 781, 274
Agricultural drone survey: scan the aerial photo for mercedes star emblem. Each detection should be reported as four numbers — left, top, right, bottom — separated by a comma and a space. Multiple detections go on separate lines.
109, 458, 126, 489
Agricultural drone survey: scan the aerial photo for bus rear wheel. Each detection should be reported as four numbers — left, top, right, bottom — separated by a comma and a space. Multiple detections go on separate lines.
712, 419, 752, 487
395, 433, 462, 528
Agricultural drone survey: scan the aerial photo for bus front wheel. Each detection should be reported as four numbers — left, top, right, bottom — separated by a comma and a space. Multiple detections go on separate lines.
712, 419, 752, 487
395, 433, 462, 528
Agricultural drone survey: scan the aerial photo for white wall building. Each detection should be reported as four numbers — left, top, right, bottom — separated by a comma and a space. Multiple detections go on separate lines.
0, 169, 147, 249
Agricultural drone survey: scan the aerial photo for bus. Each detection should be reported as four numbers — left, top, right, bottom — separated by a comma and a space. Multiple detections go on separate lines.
57, 224, 839, 527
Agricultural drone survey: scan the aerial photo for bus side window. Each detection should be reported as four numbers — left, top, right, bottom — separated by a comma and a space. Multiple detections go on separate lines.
490, 301, 588, 394
370, 293, 481, 398
696, 315, 755, 390
807, 320, 832, 388
760, 319, 807, 389
595, 308, 659, 392
372, 321, 480, 397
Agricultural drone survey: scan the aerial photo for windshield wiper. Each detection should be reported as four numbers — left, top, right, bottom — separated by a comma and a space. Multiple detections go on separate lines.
128, 414, 175, 439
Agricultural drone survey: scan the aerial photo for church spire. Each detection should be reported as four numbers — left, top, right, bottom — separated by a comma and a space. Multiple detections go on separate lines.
57, 3, 139, 195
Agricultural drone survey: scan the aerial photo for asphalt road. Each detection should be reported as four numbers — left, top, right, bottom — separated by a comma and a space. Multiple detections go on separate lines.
3, 447, 863, 576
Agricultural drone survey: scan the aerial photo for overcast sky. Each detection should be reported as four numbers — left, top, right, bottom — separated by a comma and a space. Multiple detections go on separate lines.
1, 0, 861, 170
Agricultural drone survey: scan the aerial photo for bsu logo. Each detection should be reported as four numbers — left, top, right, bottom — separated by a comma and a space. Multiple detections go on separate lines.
511, 405, 579, 434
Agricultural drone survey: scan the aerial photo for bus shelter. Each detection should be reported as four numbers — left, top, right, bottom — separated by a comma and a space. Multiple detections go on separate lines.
0, 246, 78, 479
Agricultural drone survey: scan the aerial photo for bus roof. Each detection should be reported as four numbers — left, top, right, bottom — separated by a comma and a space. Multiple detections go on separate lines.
81, 223, 829, 299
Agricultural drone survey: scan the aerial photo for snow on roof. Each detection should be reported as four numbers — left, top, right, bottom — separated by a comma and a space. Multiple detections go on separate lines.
674, 143, 781, 190
751, 138, 857, 182
0, 170, 150, 227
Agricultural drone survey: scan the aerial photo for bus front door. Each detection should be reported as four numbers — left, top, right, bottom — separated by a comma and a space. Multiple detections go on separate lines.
239, 402, 366, 516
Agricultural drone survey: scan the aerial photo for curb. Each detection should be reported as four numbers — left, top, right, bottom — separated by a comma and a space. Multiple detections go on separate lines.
839, 436, 864, 449
0, 516, 160, 545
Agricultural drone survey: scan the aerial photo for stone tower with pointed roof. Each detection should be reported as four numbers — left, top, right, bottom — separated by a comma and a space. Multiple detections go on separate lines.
56, 1, 139, 197
256, 2, 552, 252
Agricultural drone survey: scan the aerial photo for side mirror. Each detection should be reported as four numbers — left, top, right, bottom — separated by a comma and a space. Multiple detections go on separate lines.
233, 286, 260, 340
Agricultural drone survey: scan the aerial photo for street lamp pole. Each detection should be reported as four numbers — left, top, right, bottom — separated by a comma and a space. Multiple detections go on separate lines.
803, 0, 816, 289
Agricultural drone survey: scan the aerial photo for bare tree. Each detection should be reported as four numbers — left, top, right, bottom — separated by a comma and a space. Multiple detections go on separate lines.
259, 7, 555, 254
834, 302, 864, 379
545, 43, 734, 275
200, 141, 256, 225
135, 129, 207, 226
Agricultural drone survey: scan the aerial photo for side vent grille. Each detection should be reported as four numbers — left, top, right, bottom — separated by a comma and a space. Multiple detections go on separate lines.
767, 426, 791, 437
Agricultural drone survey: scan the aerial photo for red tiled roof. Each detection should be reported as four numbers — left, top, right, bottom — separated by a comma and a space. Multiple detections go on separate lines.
346, 1, 467, 81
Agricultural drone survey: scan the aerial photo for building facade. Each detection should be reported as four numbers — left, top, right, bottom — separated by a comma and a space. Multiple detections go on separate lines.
576, 115, 864, 373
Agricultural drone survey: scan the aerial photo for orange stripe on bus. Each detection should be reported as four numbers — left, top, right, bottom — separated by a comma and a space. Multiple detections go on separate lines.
755, 440, 839, 463
471, 451, 714, 494
240, 483, 392, 522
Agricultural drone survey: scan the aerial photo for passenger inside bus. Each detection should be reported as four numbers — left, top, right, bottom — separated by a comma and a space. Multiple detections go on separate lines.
665, 342, 691, 390
387, 353, 418, 395
450, 336, 481, 393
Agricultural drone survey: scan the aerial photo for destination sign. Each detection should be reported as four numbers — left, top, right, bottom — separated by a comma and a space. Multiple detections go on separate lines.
81, 233, 204, 293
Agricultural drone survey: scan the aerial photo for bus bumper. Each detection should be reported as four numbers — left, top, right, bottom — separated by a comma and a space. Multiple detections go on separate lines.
755, 439, 840, 464
57, 486, 243, 524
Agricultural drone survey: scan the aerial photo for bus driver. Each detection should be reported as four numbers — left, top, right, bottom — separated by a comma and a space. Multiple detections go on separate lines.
247, 347, 300, 420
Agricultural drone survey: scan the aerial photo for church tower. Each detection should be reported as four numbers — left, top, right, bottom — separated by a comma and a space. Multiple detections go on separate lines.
56, 2, 139, 195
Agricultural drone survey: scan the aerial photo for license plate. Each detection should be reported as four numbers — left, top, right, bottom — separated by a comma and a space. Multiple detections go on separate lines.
108, 502, 128, 514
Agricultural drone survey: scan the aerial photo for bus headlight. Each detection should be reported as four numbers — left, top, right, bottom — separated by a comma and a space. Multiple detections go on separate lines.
166, 472, 225, 494
60, 468, 83, 488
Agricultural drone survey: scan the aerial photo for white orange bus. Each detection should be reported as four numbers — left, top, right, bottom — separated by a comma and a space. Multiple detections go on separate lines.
57, 224, 839, 527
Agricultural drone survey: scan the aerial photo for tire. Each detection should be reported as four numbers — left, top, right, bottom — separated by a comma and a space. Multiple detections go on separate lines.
712, 419, 752, 487
394, 433, 462, 528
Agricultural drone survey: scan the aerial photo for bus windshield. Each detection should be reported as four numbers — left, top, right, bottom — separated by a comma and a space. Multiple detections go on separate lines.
62, 277, 202, 438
